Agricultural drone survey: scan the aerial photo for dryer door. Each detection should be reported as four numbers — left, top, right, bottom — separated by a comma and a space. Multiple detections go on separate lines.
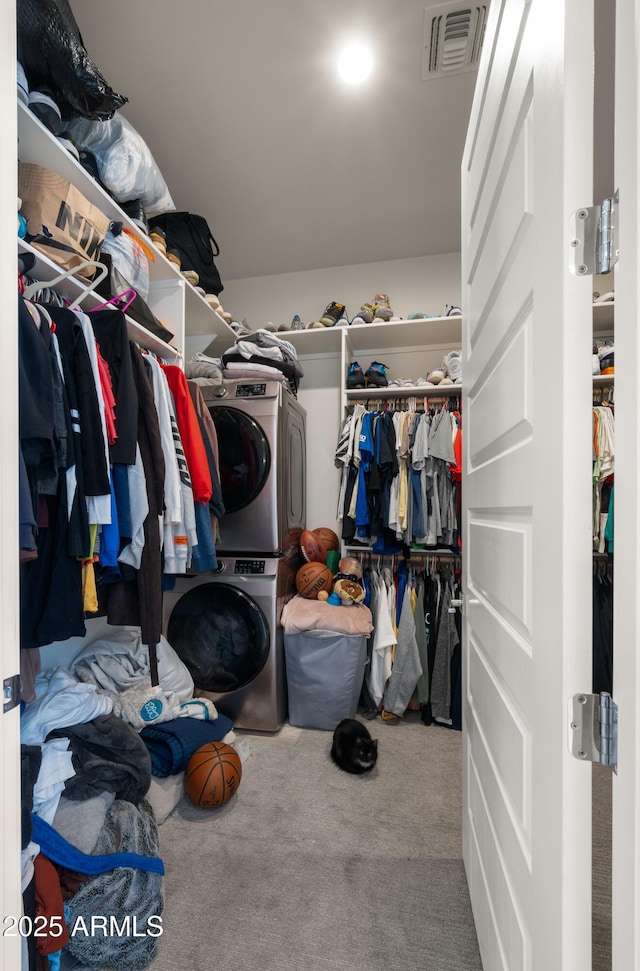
167, 583, 270, 692
210, 406, 271, 513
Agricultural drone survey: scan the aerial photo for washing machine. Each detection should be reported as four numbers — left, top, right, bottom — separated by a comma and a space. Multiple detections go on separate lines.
200, 380, 306, 555
162, 554, 296, 732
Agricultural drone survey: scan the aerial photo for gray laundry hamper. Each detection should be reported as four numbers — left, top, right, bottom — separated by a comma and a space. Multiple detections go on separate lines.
283, 629, 368, 731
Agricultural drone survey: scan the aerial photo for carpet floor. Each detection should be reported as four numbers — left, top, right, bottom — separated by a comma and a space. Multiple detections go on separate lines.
147, 715, 483, 971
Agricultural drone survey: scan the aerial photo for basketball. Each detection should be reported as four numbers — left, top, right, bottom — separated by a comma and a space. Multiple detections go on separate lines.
184, 742, 242, 810
312, 527, 340, 552
295, 561, 333, 599
300, 528, 326, 563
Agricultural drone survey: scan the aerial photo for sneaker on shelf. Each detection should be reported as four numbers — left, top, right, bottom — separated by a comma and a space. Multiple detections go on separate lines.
166, 249, 182, 271
55, 131, 80, 161
149, 228, 167, 254
594, 291, 615, 304
372, 294, 393, 321
365, 361, 390, 387
290, 314, 305, 330
443, 350, 462, 382
120, 198, 148, 234
347, 362, 366, 389
444, 304, 462, 316
351, 303, 375, 325
182, 269, 200, 287
28, 88, 62, 132
319, 301, 346, 327
427, 369, 445, 385
335, 315, 350, 327
204, 293, 222, 311
306, 320, 324, 329
598, 344, 614, 374
17, 62, 29, 106
416, 377, 436, 388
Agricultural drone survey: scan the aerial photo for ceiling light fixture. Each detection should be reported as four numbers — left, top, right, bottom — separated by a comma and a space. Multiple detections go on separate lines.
337, 42, 373, 84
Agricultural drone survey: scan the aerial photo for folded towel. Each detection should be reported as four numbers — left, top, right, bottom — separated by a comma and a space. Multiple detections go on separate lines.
140, 714, 234, 777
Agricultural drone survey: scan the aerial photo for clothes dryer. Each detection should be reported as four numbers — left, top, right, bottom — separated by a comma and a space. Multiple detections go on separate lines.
201, 381, 306, 555
162, 554, 295, 732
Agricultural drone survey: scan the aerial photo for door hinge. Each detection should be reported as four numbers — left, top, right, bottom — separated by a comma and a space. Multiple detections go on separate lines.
569, 691, 617, 773
569, 190, 619, 276
3, 674, 20, 714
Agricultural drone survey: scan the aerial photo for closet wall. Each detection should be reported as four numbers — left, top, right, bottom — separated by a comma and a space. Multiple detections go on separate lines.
221, 252, 462, 533
220, 252, 462, 329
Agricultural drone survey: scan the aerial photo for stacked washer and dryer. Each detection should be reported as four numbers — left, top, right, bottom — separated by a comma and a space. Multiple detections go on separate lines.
162, 381, 306, 732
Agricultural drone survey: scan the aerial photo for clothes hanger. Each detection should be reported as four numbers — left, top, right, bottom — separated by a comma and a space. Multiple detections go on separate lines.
22, 260, 108, 310
90, 289, 137, 313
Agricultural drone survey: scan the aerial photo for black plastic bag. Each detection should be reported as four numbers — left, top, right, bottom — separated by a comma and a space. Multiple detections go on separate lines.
148, 212, 224, 296
17, 0, 127, 120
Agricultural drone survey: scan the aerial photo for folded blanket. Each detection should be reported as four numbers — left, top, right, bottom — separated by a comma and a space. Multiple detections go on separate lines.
281, 595, 374, 636
223, 367, 289, 386
185, 360, 224, 380
48, 713, 152, 804
140, 714, 234, 777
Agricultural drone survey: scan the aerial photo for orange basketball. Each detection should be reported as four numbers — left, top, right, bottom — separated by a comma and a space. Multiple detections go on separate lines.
295, 562, 333, 599
184, 742, 242, 810
312, 527, 340, 552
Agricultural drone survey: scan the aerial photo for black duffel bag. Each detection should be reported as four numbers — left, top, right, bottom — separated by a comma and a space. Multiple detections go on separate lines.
148, 212, 223, 296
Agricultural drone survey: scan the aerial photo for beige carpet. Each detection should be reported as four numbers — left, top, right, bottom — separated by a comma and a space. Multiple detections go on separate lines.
147, 715, 482, 971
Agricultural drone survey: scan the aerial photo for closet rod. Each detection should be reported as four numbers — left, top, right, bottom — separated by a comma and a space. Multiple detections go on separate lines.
346, 385, 462, 400
344, 545, 461, 559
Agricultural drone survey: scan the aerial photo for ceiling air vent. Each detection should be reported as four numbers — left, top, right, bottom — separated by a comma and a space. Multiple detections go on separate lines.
422, 3, 489, 80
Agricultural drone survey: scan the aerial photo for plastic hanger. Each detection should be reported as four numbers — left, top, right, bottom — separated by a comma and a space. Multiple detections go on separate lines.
91, 289, 137, 313
22, 260, 108, 310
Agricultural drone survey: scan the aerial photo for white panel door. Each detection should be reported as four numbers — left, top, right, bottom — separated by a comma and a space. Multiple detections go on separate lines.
461, 1, 594, 969
612, 1, 640, 966
1, 0, 24, 965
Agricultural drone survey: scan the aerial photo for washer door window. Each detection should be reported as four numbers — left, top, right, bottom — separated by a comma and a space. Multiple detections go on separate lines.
210, 407, 271, 513
167, 584, 270, 692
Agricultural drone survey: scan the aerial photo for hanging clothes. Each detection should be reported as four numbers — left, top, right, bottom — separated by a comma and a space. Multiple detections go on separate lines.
360, 555, 461, 726
334, 398, 460, 554
17, 278, 225, 689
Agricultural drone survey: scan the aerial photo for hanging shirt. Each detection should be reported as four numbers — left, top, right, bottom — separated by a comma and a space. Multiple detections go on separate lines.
160, 365, 212, 504
367, 571, 397, 707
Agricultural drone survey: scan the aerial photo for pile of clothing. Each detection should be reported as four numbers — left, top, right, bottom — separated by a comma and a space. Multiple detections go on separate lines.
20, 631, 236, 970
221, 330, 304, 394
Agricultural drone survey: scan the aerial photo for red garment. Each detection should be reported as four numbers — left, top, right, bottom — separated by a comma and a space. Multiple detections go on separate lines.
451, 417, 462, 483
161, 364, 212, 503
34, 854, 70, 956
95, 343, 118, 445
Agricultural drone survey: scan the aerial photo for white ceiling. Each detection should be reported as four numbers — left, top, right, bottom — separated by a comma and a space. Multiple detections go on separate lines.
70, 0, 479, 283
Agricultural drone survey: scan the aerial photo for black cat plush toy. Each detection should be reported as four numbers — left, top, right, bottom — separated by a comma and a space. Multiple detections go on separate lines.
331, 719, 378, 775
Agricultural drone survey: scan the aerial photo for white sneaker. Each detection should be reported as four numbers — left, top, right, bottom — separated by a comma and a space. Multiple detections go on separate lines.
443, 350, 462, 382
